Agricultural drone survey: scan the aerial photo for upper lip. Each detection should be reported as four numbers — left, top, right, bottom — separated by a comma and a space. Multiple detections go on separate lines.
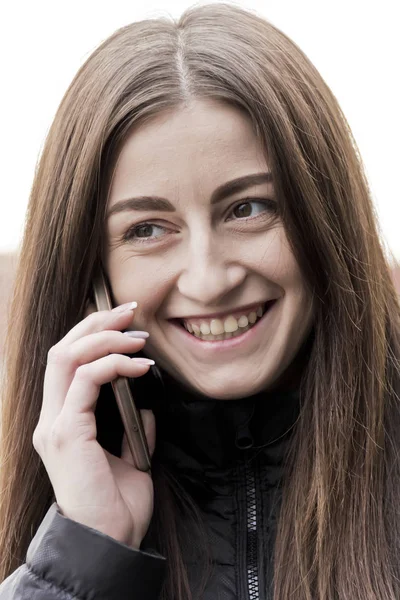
170, 299, 277, 322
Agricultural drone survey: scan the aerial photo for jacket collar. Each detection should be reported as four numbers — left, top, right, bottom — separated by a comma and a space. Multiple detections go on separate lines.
133, 366, 301, 470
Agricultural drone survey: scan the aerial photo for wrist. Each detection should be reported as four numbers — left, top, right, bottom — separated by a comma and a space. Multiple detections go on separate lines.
60, 508, 140, 548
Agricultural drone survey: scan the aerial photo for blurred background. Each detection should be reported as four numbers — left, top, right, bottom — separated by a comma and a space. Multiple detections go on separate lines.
1, 0, 399, 366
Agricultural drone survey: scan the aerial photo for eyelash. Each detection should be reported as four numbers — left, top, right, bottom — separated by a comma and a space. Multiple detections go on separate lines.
121, 198, 277, 244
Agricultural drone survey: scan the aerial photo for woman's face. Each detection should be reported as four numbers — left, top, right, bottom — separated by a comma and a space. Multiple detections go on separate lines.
105, 99, 314, 399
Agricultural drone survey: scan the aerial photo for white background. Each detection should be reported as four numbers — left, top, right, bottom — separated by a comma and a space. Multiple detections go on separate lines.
1, 0, 399, 262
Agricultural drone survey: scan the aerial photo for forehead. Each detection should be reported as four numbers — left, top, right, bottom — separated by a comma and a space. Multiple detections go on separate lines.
107, 99, 269, 207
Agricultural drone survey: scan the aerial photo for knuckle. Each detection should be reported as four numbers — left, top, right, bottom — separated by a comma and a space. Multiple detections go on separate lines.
110, 353, 128, 370
74, 363, 92, 381
49, 419, 70, 450
85, 310, 100, 324
47, 344, 69, 366
109, 352, 121, 365
32, 425, 45, 453
86, 309, 108, 324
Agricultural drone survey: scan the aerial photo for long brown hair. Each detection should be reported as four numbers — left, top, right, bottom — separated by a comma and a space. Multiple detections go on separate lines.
1, 3, 399, 598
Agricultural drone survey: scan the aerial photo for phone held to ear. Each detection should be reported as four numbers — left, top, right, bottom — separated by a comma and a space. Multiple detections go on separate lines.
92, 268, 151, 472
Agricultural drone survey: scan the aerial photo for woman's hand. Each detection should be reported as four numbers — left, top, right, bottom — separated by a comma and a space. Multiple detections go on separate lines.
32, 301, 156, 549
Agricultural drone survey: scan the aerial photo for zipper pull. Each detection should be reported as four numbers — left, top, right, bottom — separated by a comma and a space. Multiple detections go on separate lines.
235, 423, 254, 450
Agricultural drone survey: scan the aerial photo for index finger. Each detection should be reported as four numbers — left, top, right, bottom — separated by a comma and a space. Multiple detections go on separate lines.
60, 302, 137, 346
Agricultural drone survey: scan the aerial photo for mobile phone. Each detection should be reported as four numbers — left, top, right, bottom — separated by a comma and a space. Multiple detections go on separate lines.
92, 268, 151, 472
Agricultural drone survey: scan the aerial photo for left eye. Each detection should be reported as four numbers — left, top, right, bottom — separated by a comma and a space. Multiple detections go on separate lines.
230, 199, 275, 219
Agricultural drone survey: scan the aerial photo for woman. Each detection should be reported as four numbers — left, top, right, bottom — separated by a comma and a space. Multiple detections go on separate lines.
0, 3, 399, 599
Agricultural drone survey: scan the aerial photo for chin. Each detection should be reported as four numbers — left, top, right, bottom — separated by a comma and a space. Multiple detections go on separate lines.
155, 355, 283, 400
186, 372, 273, 401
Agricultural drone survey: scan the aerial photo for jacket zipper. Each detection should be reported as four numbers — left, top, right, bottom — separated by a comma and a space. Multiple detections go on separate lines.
245, 459, 259, 599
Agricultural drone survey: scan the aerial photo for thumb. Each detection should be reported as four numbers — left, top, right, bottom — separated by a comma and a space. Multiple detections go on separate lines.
121, 409, 156, 466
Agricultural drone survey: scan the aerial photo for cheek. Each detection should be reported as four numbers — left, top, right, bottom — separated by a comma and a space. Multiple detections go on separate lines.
106, 255, 175, 325
249, 228, 303, 289
256, 233, 312, 323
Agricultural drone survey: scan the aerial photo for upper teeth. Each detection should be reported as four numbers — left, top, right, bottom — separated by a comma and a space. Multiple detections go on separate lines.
183, 305, 264, 335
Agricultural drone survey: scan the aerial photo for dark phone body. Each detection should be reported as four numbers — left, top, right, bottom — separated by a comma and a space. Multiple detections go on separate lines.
92, 268, 151, 472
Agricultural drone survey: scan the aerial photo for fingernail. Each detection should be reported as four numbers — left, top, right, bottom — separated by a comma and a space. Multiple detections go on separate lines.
131, 358, 155, 365
123, 330, 149, 339
112, 301, 137, 313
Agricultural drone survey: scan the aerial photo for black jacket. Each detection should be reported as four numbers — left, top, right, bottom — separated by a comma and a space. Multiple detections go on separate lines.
0, 366, 300, 600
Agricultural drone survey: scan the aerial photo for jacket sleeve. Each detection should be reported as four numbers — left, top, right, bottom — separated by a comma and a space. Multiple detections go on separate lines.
0, 503, 166, 600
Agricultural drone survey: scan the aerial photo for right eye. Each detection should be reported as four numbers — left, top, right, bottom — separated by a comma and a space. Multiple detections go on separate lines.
123, 222, 168, 243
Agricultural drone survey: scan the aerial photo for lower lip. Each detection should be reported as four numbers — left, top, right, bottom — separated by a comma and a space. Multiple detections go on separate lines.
170, 300, 278, 354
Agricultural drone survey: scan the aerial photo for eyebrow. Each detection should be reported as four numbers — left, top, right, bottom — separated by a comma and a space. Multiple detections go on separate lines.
107, 172, 273, 218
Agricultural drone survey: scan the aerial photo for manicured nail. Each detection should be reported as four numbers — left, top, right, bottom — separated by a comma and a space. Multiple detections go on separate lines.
123, 330, 149, 339
112, 301, 137, 313
131, 358, 155, 365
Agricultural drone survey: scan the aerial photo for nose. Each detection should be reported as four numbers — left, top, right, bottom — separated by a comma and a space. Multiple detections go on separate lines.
177, 237, 246, 306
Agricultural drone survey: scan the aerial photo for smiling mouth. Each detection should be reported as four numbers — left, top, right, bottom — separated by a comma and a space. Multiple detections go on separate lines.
176, 300, 276, 342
